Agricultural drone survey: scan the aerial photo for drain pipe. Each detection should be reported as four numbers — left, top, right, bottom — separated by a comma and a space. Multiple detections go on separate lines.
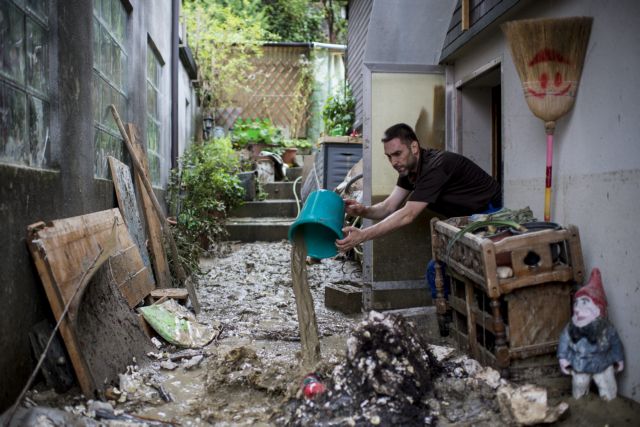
170, 0, 179, 169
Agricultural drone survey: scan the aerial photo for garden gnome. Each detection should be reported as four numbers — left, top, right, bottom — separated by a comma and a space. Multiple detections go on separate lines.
557, 268, 624, 400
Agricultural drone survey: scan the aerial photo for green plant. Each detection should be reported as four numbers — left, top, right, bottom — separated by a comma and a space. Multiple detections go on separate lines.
284, 138, 313, 151
262, 0, 324, 42
230, 118, 283, 148
182, 1, 271, 110
167, 137, 245, 267
322, 86, 355, 136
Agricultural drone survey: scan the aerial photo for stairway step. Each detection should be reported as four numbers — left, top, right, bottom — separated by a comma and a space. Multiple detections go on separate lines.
230, 199, 298, 218
225, 217, 294, 242
262, 181, 302, 200
286, 167, 303, 180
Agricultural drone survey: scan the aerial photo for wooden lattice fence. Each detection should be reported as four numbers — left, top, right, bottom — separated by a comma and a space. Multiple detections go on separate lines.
216, 45, 313, 138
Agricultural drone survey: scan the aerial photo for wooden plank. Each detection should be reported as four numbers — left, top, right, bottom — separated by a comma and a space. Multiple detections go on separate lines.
109, 243, 155, 307
461, 0, 470, 31
506, 283, 571, 349
107, 155, 153, 272
150, 288, 189, 301
499, 266, 574, 294
465, 279, 479, 360
26, 210, 122, 396
28, 209, 153, 309
126, 124, 172, 289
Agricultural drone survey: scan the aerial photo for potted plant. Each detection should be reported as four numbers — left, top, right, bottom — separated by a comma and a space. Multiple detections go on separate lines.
231, 118, 283, 158
322, 87, 355, 137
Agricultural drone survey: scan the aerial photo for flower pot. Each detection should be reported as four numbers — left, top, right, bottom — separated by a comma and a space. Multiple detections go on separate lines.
282, 147, 298, 166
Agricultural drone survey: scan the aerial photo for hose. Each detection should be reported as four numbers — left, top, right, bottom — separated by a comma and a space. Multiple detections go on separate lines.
292, 175, 303, 216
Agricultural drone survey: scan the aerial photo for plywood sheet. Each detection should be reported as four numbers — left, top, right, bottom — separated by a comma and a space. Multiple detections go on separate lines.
27, 209, 153, 396
108, 156, 153, 272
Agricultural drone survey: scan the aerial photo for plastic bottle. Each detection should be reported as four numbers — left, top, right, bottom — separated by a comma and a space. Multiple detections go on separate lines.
302, 373, 326, 399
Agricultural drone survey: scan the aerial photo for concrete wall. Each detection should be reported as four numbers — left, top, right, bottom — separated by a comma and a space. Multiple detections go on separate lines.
0, 0, 198, 410
449, 0, 640, 400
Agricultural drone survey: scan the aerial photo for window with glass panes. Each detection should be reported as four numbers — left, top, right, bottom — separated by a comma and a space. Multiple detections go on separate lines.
146, 46, 164, 186
0, 0, 50, 168
93, 0, 127, 179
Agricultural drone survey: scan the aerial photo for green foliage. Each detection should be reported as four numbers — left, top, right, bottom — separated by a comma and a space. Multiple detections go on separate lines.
230, 118, 283, 148
262, 0, 324, 42
182, 0, 271, 109
319, 0, 349, 44
167, 137, 245, 268
322, 86, 355, 136
283, 138, 313, 150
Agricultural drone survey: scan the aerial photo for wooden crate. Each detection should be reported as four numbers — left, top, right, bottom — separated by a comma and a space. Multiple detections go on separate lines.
430, 218, 584, 375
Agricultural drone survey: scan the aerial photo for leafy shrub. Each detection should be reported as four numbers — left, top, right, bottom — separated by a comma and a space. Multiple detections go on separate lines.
167, 137, 244, 269
322, 87, 355, 136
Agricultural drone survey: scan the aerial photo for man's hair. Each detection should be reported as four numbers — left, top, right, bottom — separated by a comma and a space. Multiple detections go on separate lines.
381, 123, 418, 146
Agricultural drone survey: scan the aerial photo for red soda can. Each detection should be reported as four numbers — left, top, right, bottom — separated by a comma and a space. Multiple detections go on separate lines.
302, 373, 326, 399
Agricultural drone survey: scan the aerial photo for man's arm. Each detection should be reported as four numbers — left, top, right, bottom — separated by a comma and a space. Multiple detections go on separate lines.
336, 199, 427, 252
344, 186, 410, 220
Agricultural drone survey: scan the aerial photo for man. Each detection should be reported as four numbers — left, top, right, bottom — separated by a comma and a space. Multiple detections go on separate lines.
335, 123, 501, 253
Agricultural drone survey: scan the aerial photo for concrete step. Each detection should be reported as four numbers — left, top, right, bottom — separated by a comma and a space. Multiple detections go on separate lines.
225, 217, 294, 242
262, 181, 302, 200
286, 167, 302, 181
230, 199, 299, 218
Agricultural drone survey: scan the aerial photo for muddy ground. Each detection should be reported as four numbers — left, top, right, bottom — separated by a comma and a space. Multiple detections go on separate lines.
15, 241, 640, 426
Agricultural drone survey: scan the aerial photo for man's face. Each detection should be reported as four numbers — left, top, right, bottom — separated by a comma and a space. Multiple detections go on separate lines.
383, 137, 419, 177
572, 296, 600, 328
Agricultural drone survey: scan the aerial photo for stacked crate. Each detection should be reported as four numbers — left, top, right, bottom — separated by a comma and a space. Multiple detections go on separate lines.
430, 217, 584, 378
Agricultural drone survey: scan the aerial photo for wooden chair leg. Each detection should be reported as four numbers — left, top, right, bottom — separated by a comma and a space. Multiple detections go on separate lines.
490, 297, 510, 377
434, 261, 450, 336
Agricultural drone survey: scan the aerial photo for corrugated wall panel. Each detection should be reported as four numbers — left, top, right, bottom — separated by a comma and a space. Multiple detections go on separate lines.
347, 0, 373, 130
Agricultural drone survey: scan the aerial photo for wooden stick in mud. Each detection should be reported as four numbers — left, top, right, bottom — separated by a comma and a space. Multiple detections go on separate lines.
109, 104, 200, 314
290, 233, 321, 369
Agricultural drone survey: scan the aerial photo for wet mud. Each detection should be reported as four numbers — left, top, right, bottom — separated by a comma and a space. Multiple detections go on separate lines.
16, 241, 640, 426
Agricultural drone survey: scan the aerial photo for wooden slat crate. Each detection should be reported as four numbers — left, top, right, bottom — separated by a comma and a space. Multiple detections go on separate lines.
430, 217, 585, 376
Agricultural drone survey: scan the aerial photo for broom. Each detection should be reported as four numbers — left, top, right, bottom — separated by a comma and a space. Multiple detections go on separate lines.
502, 17, 592, 221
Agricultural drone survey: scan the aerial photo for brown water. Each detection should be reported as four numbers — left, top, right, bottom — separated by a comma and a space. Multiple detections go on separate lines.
290, 234, 321, 370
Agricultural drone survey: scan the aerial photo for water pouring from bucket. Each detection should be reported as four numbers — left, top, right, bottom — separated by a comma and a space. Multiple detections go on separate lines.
288, 190, 345, 369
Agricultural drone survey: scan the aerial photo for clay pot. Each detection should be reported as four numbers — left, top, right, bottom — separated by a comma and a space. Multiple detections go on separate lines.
282, 147, 298, 166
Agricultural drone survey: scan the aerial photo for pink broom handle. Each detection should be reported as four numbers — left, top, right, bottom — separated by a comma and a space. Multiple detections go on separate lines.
544, 133, 553, 222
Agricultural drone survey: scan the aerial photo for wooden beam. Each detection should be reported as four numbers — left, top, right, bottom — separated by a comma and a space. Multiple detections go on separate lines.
109, 105, 200, 314
461, 0, 470, 31
126, 124, 172, 289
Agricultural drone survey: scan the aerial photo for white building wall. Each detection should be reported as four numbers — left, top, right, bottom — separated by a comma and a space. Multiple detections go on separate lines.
178, 65, 198, 158
451, 0, 640, 400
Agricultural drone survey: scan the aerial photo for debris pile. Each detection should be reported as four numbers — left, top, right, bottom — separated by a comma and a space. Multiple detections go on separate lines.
277, 311, 569, 426
279, 311, 439, 426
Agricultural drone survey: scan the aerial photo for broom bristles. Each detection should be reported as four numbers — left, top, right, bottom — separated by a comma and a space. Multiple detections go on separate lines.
502, 17, 593, 124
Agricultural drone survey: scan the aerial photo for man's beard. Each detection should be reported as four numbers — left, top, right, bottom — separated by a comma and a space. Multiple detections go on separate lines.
397, 153, 418, 177
569, 317, 607, 344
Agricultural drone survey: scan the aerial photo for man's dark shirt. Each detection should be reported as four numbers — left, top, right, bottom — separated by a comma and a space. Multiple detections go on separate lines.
397, 148, 501, 218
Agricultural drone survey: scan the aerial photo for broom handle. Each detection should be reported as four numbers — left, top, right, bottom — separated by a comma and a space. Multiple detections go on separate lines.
544, 133, 553, 222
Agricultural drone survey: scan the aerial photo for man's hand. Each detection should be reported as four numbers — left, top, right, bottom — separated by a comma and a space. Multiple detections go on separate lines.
336, 225, 365, 253
559, 358, 572, 375
615, 360, 624, 372
344, 199, 367, 217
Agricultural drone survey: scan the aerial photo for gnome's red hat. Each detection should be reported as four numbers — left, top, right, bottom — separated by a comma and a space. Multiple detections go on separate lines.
575, 268, 608, 318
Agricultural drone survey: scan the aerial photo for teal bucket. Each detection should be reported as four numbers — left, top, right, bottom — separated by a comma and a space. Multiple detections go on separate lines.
288, 190, 345, 259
